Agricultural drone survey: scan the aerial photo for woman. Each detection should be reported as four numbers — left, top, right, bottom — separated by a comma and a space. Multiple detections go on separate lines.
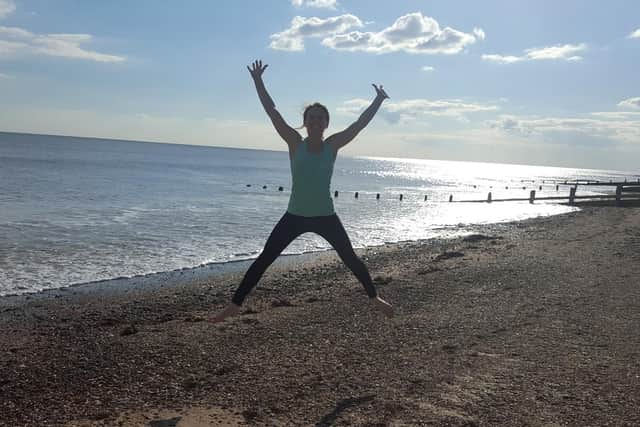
210, 60, 394, 323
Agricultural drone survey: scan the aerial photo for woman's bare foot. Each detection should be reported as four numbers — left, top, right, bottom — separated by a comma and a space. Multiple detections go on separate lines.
370, 296, 394, 318
208, 303, 241, 324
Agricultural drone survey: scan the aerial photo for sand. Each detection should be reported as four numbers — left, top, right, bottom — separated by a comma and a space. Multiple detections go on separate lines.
1, 206, 639, 426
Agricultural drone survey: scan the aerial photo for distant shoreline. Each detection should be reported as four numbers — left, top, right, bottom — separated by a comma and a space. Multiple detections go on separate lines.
0, 130, 285, 155
3, 130, 639, 173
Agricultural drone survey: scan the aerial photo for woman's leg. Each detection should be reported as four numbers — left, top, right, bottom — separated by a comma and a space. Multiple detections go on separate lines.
314, 215, 393, 317
231, 213, 303, 306
210, 213, 303, 323
314, 215, 377, 298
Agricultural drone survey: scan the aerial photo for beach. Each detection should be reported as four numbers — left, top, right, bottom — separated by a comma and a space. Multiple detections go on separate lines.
1, 206, 639, 426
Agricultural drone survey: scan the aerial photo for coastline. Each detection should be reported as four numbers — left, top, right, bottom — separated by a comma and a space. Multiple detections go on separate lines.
0, 204, 576, 303
1, 206, 639, 425
0, 238, 440, 306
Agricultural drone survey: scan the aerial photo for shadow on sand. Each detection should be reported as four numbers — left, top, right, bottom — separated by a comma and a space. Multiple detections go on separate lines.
316, 394, 377, 426
149, 417, 181, 427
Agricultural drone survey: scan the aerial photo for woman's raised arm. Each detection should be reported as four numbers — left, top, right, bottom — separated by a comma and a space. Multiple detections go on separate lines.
248, 60, 301, 147
326, 84, 389, 151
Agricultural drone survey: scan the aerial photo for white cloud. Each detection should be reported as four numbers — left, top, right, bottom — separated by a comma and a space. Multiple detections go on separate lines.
338, 97, 498, 123
0, 71, 13, 78
271, 12, 484, 55
322, 12, 484, 54
291, 0, 337, 9
0, 26, 30, 37
336, 98, 370, 114
628, 28, 640, 39
0, 0, 15, 19
481, 54, 521, 64
473, 27, 485, 41
0, 25, 125, 62
483, 43, 587, 64
0, 39, 25, 54
270, 14, 363, 51
618, 97, 640, 109
525, 44, 585, 60
386, 99, 498, 119
591, 111, 640, 119
488, 114, 640, 144
421, 65, 434, 72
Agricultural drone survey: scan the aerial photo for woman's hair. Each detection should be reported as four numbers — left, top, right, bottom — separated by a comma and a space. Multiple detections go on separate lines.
302, 102, 330, 126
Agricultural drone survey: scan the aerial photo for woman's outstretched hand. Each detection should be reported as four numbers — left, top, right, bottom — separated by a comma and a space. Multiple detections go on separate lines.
372, 84, 389, 100
247, 59, 268, 80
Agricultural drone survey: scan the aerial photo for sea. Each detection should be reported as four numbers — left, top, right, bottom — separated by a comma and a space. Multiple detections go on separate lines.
1, 131, 637, 296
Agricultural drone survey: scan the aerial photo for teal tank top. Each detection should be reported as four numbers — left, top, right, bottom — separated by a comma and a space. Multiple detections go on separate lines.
287, 139, 336, 217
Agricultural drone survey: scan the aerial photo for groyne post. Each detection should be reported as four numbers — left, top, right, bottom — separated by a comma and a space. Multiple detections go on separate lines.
529, 190, 536, 204
569, 187, 577, 204
487, 192, 492, 203
616, 185, 622, 206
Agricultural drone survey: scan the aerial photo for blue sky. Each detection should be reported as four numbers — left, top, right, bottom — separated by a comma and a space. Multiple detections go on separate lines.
0, 0, 639, 171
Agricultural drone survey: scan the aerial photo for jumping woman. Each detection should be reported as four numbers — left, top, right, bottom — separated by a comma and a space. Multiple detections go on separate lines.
210, 60, 394, 323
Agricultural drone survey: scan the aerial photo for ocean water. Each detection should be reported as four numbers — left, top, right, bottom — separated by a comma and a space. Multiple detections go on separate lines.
1, 132, 636, 296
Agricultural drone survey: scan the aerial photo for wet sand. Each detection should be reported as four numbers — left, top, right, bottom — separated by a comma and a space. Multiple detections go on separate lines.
1, 206, 639, 426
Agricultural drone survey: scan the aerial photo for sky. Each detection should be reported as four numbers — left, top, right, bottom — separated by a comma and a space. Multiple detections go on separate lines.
0, 0, 639, 172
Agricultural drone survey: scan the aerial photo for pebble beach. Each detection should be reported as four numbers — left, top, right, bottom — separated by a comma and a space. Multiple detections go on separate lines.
1, 206, 639, 426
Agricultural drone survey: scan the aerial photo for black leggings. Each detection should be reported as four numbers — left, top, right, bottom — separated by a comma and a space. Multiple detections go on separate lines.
232, 212, 377, 305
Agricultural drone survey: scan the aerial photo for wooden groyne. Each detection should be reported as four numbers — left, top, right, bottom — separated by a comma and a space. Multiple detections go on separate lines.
452, 182, 640, 206
244, 180, 640, 207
